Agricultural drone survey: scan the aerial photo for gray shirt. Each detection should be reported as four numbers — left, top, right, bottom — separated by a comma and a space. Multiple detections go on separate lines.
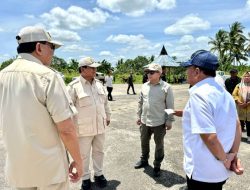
137, 80, 174, 127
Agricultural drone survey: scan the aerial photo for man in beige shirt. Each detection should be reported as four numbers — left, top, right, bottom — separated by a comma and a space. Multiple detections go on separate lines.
135, 63, 174, 177
0, 26, 82, 190
68, 57, 111, 190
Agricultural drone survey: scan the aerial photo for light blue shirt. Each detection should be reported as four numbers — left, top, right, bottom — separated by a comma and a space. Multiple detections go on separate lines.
182, 77, 237, 182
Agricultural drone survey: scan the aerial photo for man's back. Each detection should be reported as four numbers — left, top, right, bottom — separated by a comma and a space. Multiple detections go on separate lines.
0, 55, 69, 187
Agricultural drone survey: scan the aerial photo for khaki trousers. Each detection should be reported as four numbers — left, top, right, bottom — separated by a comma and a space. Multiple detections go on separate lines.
13, 180, 69, 190
79, 133, 105, 180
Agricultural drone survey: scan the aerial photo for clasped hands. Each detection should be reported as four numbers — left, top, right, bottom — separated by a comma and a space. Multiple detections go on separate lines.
223, 153, 244, 175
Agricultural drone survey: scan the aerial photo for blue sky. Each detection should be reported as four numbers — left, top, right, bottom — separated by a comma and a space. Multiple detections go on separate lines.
0, 0, 249, 66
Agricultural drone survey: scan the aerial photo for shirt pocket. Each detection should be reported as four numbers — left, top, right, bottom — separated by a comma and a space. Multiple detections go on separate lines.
78, 117, 94, 135
78, 96, 92, 107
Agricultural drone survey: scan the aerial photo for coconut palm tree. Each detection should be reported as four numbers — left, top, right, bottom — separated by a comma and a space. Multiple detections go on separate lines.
209, 29, 228, 69
226, 22, 247, 66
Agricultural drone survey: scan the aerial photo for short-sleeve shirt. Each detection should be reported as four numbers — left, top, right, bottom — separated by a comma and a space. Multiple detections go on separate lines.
105, 75, 113, 87
182, 77, 237, 182
0, 53, 77, 187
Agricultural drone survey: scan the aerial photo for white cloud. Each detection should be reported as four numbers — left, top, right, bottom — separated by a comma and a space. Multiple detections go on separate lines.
175, 45, 191, 51
62, 44, 91, 52
97, 0, 175, 17
179, 35, 194, 44
49, 29, 81, 42
196, 36, 210, 43
24, 14, 35, 19
99, 51, 113, 56
164, 14, 210, 35
0, 27, 4, 32
106, 34, 151, 48
247, 0, 250, 9
41, 6, 110, 30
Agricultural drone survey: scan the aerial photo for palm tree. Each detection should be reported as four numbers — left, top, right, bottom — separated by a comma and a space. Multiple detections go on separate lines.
209, 29, 228, 69
226, 22, 247, 66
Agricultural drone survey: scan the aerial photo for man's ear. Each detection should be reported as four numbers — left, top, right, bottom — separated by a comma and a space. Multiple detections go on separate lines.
35, 43, 43, 55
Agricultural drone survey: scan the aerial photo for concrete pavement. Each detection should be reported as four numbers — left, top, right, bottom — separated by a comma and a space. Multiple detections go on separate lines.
0, 84, 249, 190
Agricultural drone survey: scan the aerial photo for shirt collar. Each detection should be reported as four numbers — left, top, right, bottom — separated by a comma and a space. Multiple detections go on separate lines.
80, 75, 96, 85
148, 79, 163, 86
17, 53, 43, 65
189, 77, 215, 94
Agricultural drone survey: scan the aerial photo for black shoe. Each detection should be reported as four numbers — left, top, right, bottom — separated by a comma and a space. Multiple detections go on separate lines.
153, 167, 161, 177
94, 175, 107, 188
81, 179, 91, 190
134, 160, 149, 169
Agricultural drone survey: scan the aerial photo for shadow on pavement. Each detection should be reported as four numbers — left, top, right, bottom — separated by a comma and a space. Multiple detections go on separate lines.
90, 179, 121, 190
143, 165, 186, 188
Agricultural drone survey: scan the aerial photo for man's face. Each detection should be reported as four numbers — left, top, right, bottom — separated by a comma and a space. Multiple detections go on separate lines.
81, 66, 97, 80
38, 42, 55, 66
147, 70, 161, 82
186, 66, 198, 86
230, 72, 238, 78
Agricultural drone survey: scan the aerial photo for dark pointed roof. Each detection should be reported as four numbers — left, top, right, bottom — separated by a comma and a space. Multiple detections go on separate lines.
160, 45, 168, 55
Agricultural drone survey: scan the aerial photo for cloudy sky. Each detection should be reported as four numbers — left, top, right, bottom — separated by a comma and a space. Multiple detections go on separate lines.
0, 0, 249, 65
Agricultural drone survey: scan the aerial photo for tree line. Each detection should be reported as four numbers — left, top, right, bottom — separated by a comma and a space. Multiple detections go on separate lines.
1, 21, 249, 83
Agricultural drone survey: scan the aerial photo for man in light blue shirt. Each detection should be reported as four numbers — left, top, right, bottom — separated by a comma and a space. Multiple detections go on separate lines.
179, 50, 243, 190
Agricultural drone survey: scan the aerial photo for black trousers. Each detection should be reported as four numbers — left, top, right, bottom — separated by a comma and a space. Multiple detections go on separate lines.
186, 175, 226, 190
107, 87, 113, 101
240, 120, 250, 136
127, 83, 135, 94
140, 124, 166, 168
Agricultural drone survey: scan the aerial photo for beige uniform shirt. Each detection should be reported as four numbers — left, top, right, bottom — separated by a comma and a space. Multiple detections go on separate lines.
137, 80, 174, 126
68, 76, 111, 137
0, 53, 77, 187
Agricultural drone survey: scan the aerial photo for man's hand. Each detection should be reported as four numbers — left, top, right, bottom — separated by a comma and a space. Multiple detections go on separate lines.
223, 153, 236, 169
230, 157, 244, 175
165, 123, 172, 130
173, 110, 183, 117
106, 120, 110, 126
136, 119, 141, 125
69, 160, 83, 183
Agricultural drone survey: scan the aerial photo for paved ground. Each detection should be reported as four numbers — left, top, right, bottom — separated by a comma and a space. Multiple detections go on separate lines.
0, 84, 250, 190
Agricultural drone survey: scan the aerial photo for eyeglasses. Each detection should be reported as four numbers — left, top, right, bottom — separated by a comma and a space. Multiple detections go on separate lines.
146, 71, 158, 75
39, 41, 55, 50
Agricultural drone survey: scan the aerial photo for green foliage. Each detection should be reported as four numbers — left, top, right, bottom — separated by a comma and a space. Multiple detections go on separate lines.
97, 59, 113, 74
51, 56, 68, 72
209, 21, 249, 71
0, 58, 16, 70
115, 56, 152, 75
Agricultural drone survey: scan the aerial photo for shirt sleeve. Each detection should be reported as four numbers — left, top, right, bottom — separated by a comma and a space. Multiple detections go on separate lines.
137, 89, 143, 120
46, 73, 77, 123
165, 85, 175, 125
190, 92, 216, 134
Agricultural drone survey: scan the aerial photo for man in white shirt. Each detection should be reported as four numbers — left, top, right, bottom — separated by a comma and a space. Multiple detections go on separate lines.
179, 50, 243, 190
105, 70, 114, 101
